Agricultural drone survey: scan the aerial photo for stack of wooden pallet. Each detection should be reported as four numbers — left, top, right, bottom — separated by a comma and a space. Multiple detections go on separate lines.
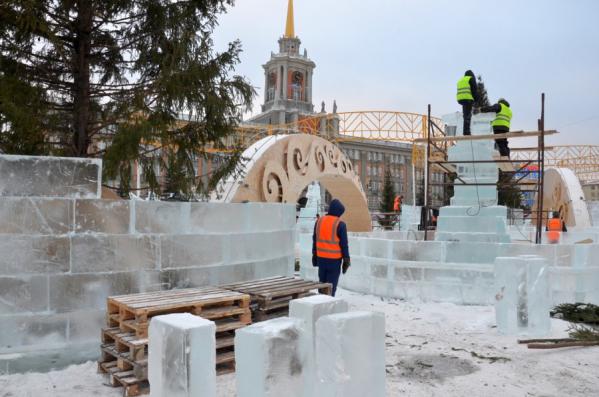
221, 276, 332, 321
98, 286, 251, 396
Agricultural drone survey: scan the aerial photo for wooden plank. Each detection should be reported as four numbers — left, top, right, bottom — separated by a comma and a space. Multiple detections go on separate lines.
220, 276, 289, 289
193, 305, 249, 320
413, 129, 557, 143
231, 279, 325, 295
233, 279, 315, 295
216, 351, 235, 365
109, 286, 225, 303
122, 292, 248, 311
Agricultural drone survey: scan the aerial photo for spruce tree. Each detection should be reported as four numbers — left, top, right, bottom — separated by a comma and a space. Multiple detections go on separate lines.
475, 75, 491, 108
378, 169, 396, 230
0, 0, 254, 196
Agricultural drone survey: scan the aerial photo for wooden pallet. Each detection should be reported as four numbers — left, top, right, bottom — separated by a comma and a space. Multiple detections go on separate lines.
107, 286, 251, 338
100, 286, 252, 395
221, 276, 332, 321
98, 361, 149, 396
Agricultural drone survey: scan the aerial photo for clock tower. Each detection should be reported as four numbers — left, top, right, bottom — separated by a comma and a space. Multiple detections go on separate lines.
250, 0, 316, 125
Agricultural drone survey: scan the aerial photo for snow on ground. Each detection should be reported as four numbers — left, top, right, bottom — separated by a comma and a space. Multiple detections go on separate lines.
1, 288, 598, 397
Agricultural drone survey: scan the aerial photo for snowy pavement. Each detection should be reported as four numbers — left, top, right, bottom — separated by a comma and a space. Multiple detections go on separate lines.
1, 288, 597, 397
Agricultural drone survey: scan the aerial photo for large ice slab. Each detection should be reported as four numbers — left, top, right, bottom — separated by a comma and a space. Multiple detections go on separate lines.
290, 295, 349, 397
0, 154, 101, 198
0, 198, 73, 235
494, 255, 550, 336
148, 313, 216, 397
315, 311, 385, 397
235, 317, 306, 397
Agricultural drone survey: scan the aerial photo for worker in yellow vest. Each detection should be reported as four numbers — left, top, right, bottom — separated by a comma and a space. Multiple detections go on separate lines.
481, 98, 512, 157
456, 70, 479, 136
546, 211, 567, 244
312, 199, 350, 296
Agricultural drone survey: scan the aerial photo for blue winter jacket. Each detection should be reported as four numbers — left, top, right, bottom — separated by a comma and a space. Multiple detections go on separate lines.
312, 199, 350, 266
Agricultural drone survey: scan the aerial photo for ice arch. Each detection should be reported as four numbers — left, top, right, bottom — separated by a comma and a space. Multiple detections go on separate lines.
213, 134, 372, 232
534, 167, 591, 228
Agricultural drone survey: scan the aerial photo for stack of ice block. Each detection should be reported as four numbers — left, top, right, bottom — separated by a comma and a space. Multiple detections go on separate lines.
494, 255, 550, 336
289, 295, 349, 397
296, 182, 321, 234
436, 112, 510, 243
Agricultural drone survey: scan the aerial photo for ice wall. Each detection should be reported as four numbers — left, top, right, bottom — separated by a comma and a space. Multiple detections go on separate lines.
435, 113, 510, 243
0, 155, 296, 374
587, 201, 599, 227
299, 233, 599, 306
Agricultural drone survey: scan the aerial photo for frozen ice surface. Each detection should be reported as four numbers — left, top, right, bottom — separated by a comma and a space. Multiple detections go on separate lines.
399, 205, 421, 231
494, 256, 550, 336
289, 295, 349, 397
235, 317, 306, 397
315, 311, 385, 397
588, 201, 599, 227
148, 313, 216, 397
0, 154, 101, 198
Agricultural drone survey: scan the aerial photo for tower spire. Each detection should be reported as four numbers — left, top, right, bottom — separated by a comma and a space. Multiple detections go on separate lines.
285, 0, 295, 38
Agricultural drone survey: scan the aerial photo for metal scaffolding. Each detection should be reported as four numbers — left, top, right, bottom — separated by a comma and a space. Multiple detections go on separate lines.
419, 94, 556, 244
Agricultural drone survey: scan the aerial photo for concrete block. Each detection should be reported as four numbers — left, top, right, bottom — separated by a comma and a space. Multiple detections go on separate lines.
315, 311, 386, 397
289, 295, 349, 397
160, 234, 224, 269
74, 199, 130, 234
0, 198, 73, 235
235, 317, 306, 397
149, 313, 216, 397
0, 276, 48, 314
134, 201, 191, 234
0, 235, 69, 275
70, 234, 158, 273
0, 154, 101, 198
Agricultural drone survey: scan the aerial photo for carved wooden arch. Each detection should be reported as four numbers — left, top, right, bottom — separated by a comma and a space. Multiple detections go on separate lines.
215, 134, 372, 232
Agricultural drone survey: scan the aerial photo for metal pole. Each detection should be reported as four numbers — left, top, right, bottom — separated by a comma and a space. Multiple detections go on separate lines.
424, 105, 432, 241
538, 93, 546, 244
535, 94, 546, 244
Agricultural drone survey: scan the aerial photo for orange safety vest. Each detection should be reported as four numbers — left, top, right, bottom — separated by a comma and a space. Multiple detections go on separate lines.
315, 215, 342, 259
393, 196, 401, 212
547, 219, 562, 243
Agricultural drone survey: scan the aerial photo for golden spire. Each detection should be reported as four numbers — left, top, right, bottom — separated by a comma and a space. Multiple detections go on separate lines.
285, 0, 295, 38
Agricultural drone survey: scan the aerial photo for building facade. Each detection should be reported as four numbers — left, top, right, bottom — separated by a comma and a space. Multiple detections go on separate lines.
582, 181, 599, 201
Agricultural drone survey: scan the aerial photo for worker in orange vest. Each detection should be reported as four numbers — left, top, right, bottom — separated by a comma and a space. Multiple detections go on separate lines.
546, 211, 567, 244
312, 199, 350, 296
393, 195, 403, 213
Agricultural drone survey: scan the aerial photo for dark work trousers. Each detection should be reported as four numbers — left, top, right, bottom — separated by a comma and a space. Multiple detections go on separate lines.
460, 100, 473, 135
318, 260, 342, 296
493, 127, 510, 157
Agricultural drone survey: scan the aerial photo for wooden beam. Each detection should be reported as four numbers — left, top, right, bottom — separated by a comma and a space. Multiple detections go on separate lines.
414, 130, 558, 143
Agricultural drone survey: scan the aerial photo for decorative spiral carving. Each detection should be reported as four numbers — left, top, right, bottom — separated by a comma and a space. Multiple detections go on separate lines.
261, 161, 290, 203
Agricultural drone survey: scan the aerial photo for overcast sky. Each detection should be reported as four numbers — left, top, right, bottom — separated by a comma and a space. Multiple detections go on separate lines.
213, 0, 599, 147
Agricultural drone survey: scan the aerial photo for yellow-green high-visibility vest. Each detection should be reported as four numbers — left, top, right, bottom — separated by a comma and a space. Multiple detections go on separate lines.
492, 103, 512, 129
456, 76, 473, 101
